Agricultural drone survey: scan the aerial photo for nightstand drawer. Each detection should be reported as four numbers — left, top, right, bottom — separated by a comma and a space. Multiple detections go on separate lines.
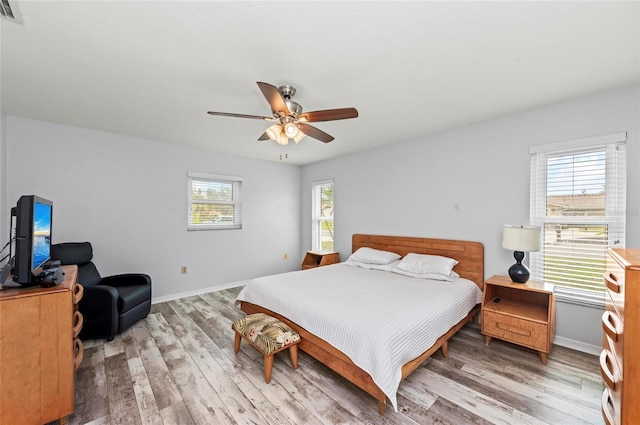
483, 311, 549, 352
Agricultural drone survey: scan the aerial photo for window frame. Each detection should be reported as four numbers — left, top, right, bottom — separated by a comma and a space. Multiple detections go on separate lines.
187, 171, 243, 231
529, 132, 626, 306
312, 179, 334, 252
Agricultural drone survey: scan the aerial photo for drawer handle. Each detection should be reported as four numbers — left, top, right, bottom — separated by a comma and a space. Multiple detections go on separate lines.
73, 311, 83, 338
601, 311, 621, 342
601, 388, 615, 425
604, 272, 621, 294
74, 338, 84, 371
496, 322, 531, 337
599, 350, 619, 390
73, 283, 84, 304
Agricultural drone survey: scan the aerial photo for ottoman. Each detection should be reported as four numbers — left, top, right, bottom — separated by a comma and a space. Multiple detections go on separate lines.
232, 313, 301, 383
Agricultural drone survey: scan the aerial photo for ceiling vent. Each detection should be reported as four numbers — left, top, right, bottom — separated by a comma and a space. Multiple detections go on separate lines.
1, 0, 22, 23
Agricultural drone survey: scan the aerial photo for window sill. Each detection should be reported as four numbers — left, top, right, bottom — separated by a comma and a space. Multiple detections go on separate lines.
188, 224, 242, 231
554, 287, 604, 309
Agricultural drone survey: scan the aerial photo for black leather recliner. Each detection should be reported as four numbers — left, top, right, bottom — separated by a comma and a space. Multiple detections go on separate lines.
51, 242, 152, 341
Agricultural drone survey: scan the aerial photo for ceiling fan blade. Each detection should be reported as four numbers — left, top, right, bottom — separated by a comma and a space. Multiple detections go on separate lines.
257, 132, 270, 141
299, 107, 359, 122
298, 123, 334, 143
257, 82, 289, 115
207, 111, 273, 120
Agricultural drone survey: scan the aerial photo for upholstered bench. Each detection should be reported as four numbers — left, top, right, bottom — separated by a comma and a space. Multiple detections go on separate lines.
232, 313, 301, 383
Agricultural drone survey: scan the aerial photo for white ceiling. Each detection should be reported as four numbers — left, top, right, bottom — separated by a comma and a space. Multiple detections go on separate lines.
2, 1, 639, 165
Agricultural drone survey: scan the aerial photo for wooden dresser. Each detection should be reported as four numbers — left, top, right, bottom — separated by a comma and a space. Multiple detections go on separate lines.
601, 248, 640, 425
0, 265, 83, 425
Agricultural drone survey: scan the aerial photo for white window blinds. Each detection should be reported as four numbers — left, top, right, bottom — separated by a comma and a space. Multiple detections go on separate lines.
529, 133, 626, 305
187, 172, 242, 230
312, 179, 334, 252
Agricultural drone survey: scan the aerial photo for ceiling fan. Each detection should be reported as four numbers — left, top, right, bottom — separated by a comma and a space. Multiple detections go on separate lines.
207, 82, 358, 145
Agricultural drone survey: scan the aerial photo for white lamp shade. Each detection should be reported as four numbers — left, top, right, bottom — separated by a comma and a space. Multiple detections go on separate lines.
275, 131, 289, 146
266, 124, 282, 141
502, 225, 541, 252
293, 130, 305, 144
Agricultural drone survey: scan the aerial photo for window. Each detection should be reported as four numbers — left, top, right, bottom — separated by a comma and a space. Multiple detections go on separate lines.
529, 133, 626, 305
187, 172, 242, 230
312, 179, 334, 251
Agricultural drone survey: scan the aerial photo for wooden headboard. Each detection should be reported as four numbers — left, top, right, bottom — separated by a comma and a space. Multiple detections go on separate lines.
352, 234, 485, 290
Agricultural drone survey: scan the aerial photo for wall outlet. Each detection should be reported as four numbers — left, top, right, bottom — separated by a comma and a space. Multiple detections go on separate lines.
284, 253, 288, 260
181, 266, 187, 274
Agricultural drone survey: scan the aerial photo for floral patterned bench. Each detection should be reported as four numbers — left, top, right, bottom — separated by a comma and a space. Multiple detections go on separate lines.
231, 313, 301, 383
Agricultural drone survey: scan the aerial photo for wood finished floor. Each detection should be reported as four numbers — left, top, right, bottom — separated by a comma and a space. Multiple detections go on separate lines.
67, 286, 603, 425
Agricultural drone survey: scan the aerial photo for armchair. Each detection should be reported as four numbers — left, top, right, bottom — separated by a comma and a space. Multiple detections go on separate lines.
51, 242, 152, 341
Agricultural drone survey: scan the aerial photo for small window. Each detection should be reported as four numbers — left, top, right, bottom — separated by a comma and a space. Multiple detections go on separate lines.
312, 179, 334, 251
188, 172, 242, 230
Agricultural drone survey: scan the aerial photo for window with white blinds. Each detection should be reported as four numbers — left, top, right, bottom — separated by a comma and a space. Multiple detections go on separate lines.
529, 133, 626, 305
187, 172, 242, 230
312, 179, 334, 252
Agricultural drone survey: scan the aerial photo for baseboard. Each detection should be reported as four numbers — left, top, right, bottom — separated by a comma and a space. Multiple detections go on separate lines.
553, 335, 600, 356
151, 281, 244, 304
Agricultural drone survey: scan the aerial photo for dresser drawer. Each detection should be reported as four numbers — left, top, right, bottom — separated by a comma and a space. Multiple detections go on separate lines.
602, 387, 622, 425
605, 257, 625, 321
602, 306, 624, 376
483, 311, 549, 352
600, 348, 622, 391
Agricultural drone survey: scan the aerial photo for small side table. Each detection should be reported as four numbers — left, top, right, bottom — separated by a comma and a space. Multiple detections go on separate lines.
481, 275, 556, 364
301, 251, 340, 270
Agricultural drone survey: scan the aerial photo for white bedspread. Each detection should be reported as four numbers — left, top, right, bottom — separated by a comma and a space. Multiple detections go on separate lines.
235, 263, 483, 411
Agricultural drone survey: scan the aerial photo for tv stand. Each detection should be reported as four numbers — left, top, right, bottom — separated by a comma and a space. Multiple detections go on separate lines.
0, 265, 83, 424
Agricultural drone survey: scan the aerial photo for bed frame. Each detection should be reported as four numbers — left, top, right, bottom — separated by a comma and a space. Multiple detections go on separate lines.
240, 234, 484, 415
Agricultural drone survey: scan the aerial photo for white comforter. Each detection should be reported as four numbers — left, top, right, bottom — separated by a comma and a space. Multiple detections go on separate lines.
235, 263, 483, 411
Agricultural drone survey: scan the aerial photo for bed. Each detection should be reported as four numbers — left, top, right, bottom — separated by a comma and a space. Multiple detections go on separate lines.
236, 234, 484, 415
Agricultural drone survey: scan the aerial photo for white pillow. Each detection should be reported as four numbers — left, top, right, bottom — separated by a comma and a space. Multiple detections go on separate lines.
392, 268, 460, 281
345, 259, 401, 272
347, 247, 401, 265
394, 253, 459, 276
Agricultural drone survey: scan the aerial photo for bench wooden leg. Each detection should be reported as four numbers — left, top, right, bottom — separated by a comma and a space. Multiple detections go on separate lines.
264, 354, 274, 384
289, 344, 299, 369
233, 332, 242, 354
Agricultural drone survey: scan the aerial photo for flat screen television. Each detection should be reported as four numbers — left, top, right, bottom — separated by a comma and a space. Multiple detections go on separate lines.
11, 195, 53, 285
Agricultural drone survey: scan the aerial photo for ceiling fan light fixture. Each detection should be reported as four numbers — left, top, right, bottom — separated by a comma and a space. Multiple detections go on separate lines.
284, 122, 299, 138
293, 131, 305, 144
275, 131, 289, 146
265, 124, 282, 141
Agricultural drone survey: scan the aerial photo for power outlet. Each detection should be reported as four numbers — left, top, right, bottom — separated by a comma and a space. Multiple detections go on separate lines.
181, 266, 187, 274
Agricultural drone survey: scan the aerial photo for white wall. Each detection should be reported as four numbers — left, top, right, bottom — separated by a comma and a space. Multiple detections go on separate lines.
4, 116, 303, 299
301, 84, 640, 352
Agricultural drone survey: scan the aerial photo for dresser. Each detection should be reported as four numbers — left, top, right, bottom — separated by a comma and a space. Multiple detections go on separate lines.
0, 265, 83, 425
601, 248, 640, 425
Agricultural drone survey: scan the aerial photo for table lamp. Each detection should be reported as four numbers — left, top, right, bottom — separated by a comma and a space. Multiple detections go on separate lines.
502, 225, 541, 283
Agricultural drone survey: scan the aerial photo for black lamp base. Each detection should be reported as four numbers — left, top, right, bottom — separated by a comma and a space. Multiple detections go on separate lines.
508, 251, 530, 283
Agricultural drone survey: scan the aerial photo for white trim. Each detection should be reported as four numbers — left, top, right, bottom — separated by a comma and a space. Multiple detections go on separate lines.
312, 178, 334, 186
151, 281, 245, 304
553, 336, 601, 356
187, 171, 243, 182
529, 132, 626, 154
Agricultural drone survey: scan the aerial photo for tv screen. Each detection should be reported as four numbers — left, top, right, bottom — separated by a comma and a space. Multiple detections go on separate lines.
12, 195, 53, 285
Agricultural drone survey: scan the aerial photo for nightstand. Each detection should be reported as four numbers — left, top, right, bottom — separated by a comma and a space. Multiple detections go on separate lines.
482, 275, 556, 364
301, 251, 340, 270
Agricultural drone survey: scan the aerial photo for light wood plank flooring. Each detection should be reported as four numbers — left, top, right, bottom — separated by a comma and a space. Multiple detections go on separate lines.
67, 287, 603, 425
